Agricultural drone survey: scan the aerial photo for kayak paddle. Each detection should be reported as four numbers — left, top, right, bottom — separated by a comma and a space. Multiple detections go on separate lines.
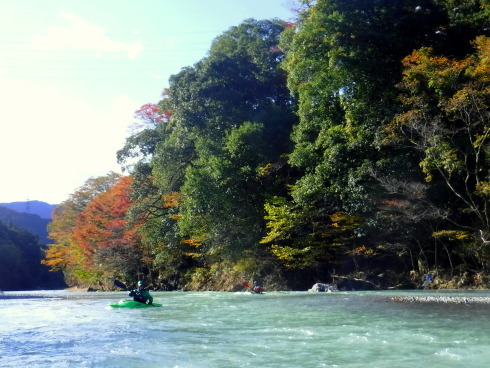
114, 280, 128, 290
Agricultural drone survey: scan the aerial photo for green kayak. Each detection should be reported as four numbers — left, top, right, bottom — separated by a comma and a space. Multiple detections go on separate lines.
109, 300, 162, 308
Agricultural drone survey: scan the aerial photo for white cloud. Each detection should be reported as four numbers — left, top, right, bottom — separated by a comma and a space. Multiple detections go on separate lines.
32, 12, 143, 59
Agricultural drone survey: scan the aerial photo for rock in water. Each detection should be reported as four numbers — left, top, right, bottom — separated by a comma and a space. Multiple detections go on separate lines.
308, 283, 338, 292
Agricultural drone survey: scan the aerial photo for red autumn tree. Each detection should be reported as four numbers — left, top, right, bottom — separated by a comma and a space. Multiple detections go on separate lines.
42, 173, 121, 287
129, 89, 172, 132
69, 176, 148, 287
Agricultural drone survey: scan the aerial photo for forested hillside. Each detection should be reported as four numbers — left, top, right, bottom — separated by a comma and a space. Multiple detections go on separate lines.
0, 220, 65, 290
0, 206, 51, 243
42, 0, 490, 291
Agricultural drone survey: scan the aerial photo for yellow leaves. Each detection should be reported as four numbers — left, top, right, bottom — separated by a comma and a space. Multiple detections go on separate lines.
183, 252, 203, 258
183, 238, 202, 248
329, 211, 359, 232
162, 192, 181, 207
382, 109, 424, 145
329, 211, 346, 223
475, 182, 490, 196
258, 163, 271, 177
352, 245, 375, 256
162, 192, 182, 220
432, 230, 470, 241
473, 128, 490, 149
472, 36, 490, 81
231, 257, 257, 273
393, 36, 490, 196
270, 244, 311, 267
420, 142, 463, 181
41, 248, 68, 269
260, 197, 301, 244
401, 45, 472, 96
183, 236, 205, 258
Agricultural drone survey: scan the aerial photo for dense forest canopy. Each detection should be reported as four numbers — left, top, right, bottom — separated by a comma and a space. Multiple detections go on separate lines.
0, 219, 64, 291
42, 0, 490, 291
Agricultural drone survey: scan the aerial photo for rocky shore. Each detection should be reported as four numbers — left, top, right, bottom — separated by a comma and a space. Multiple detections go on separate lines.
388, 295, 490, 304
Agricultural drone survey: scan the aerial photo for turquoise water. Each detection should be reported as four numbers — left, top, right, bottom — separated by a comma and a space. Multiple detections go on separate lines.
1, 290, 490, 367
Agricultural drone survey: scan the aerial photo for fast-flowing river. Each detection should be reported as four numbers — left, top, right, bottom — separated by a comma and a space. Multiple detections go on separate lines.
1, 289, 489, 367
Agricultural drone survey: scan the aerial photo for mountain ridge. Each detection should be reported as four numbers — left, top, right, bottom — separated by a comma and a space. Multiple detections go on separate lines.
0, 206, 51, 244
0, 200, 57, 219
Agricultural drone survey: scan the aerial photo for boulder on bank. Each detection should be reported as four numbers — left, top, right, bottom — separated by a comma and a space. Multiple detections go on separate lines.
308, 283, 338, 292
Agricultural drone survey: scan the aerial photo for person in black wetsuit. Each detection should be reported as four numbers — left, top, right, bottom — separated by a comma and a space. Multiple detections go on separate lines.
129, 280, 153, 304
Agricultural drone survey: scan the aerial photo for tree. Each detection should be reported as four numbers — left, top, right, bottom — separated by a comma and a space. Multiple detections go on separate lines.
178, 122, 272, 261
387, 36, 490, 270
123, 19, 297, 283
70, 176, 146, 286
265, 0, 443, 272
263, 0, 490, 279
42, 172, 121, 287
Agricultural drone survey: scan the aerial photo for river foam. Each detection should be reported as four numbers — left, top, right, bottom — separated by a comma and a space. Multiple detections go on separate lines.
1, 290, 489, 367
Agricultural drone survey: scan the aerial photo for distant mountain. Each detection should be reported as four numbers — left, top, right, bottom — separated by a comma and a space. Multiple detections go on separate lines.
0, 200, 57, 219
0, 206, 51, 244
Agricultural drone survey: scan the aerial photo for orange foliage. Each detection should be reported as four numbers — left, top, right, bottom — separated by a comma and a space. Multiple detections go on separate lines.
183, 238, 202, 248
352, 245, 376, 257
162, 192, 182, 207
72, 176, 139, 255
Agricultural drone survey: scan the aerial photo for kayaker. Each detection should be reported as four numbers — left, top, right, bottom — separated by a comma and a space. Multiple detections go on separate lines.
129, 280, 153, 305
252, 280, 264, 294
420, 273, 433, 288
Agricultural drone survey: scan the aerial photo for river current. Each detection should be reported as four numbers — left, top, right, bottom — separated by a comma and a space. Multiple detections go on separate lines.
1, 290, 489, 367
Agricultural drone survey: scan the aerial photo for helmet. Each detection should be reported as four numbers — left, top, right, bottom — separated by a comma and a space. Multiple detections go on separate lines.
137, 280, 143, 286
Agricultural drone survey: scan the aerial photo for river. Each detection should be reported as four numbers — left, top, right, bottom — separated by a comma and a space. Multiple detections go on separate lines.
1, 290, 489, 367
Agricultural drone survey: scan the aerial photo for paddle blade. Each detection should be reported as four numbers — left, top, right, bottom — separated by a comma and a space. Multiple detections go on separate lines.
243, 282, 249, 288
114, 280, 128, 290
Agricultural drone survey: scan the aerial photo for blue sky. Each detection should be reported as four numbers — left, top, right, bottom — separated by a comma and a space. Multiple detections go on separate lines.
0, 0, 296, 204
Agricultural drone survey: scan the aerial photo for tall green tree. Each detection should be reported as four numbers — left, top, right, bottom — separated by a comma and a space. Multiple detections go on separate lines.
121, 19, 297, 282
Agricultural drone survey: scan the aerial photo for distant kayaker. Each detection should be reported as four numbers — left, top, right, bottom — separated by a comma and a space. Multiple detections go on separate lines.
420, 273, 433, 288
252, 280, 264, 294
129, 280, 153, 305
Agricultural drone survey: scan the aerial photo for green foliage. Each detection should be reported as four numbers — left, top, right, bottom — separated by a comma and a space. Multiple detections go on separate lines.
34, 3, 490, 290
261, 194, 361, 269
420, 141, 464, 182
261, 196, 303, 244
0, 220, 64, 290
178, 128, 265, 261
137, 19, 296, 269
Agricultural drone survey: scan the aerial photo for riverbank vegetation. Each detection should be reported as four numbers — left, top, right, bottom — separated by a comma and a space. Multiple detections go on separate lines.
42, 0, 490, 291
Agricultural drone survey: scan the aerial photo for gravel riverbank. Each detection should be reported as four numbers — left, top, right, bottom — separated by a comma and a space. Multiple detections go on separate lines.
388, 295, 490, 304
